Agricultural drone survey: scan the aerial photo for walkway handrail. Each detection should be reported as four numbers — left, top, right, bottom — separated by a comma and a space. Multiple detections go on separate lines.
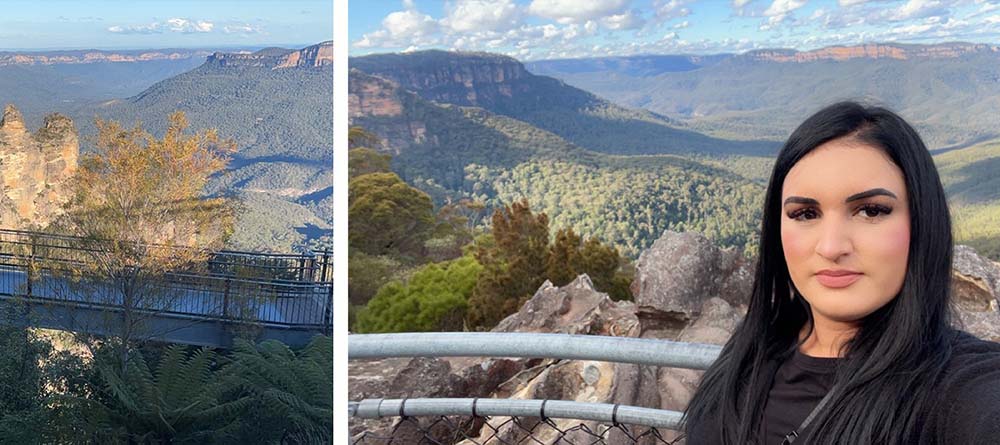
351, 398, 685, 430
349, 332, 721, 369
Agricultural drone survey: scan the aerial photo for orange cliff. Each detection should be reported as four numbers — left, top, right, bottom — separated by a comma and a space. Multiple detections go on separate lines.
0, 105, 79, 228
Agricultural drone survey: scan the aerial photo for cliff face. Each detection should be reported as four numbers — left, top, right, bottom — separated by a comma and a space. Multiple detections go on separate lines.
0, 104, 79, 228
351, 51, 532, 108
207, 41, 333, 69
348, 70, 429, 154
746, 42, 1000, 63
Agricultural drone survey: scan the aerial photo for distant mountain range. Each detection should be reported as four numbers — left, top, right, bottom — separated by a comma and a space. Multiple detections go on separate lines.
1, 42, 333, 253
350, 53, 768, 257
351, 44, 1000, 260
352, 50, 776, 157
526, 42, 1000, 150
0, 48, 213, 66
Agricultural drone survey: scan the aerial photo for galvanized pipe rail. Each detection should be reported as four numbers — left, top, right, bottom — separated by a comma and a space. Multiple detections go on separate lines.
349, 332, 722, 437
349, 332, 721, 369
351, 398, 686, 430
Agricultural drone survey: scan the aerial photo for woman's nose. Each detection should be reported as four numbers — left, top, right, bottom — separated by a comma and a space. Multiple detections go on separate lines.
814, 218, 853, 261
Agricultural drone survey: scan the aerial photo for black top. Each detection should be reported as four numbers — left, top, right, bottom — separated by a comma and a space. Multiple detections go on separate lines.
759, 348, 838, 444
684, 329, 1000, 444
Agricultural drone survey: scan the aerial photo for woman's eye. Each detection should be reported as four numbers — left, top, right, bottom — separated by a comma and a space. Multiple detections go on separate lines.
788, 208, 818, 221
858, 204, 892, 219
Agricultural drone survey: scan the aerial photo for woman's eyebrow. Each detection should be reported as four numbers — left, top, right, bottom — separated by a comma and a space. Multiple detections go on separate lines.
783, 188, 898, 206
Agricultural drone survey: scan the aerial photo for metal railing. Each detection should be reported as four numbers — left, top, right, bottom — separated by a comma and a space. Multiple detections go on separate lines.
349, 333, 722, 444
0, 228, 332, 330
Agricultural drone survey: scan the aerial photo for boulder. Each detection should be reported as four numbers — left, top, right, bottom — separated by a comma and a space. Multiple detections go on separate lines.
631, 231, 753, 320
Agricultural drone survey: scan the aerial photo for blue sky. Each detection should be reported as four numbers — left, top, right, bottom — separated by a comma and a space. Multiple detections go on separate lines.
350, 0, 1000, 60
0, 1, 333, 51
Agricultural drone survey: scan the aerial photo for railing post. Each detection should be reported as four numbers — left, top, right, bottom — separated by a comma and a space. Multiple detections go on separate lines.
319, 249, 331, 282
323, 284, 333, 335
222, 278, 231, 318
26, 237, 35, 298
297, 256, 306, 282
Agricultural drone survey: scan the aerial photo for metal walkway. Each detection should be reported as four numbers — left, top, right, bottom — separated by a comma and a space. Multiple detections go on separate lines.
0, 229, 332, 347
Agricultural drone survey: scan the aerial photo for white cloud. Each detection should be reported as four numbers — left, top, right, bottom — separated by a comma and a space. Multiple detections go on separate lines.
528, 0, 629, 24
108, 18, 214, 34
757, 0, 806, 30
654, 0, 693, 21
673, 20, 691, 29
968, 1, 1000, 18
838, 0, 869, 6
442, 0, 522, 33
602, 9, 647, 30
166, 18, 213, 33
383, 9, 439, 38
354, 5, 441, 49
890, 0, 947, 21
764, 0, 807, 17
733, 0, 753, 7
222, 24, 262, 34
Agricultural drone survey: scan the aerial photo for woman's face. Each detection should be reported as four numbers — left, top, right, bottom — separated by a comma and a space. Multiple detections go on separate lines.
780, 138, 911, 324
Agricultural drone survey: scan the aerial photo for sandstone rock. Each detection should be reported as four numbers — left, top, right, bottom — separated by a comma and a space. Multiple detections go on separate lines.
950, 245, 1000, 342
631, 231, 752, 319
0, 104, 78, 228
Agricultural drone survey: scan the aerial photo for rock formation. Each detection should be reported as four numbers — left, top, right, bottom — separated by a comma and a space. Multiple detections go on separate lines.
745, 42, 1000, 63
347, 69, 433, 155
348, 231, 1000, 444
0, 104, 79, 228
206, 41, 332, 70
0, 49, 211, 66
350, 50, 532, 109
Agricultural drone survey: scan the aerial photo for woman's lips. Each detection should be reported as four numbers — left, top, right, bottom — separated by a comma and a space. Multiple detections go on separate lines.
815, 273, 862, 288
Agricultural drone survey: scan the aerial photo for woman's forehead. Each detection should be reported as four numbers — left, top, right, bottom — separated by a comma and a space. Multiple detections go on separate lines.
782, 141, 906, 199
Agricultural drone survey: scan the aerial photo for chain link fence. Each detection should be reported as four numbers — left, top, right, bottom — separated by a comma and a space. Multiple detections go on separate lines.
349, 334, 717, 445
351, 414, 686, 444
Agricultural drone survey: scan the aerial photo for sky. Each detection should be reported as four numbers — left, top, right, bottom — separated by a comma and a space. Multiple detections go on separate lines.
350, 0, 1000, 60
0, 1, 333, 51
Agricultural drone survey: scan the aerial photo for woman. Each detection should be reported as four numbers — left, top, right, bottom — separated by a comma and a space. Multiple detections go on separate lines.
681, 101, 1000, 444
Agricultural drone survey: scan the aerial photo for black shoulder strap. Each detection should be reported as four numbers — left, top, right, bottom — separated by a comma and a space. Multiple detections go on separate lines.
781, 383, 840, 445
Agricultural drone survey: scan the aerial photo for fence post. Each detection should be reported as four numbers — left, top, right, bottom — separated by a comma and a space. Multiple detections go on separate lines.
222, 278, 231, 318
297, 256, 306, 282
323, 284, 333, 335
26, 237, 35, 298
319, 249, 330, 282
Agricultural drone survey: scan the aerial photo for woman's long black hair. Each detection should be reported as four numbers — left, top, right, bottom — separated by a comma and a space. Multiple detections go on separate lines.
682, 101, 957, 444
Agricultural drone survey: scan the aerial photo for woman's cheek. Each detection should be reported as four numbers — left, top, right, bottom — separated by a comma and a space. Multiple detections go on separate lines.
780, 226, 810, 276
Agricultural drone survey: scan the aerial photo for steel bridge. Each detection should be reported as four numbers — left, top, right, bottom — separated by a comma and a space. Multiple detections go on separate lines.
0, 229, 332, 348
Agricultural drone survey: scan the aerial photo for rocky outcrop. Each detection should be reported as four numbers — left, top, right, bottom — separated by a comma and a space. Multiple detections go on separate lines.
631, 231, 752, 330
276, 41, 333, 68
348, 231, 1000, 443
0, 49, 211, 66
351, 50, 532, 108
347, 70, 432, 154
952, 245, 1000, 341
745, 42, 1000, 63
206, 42, 332, 69
0, 104, 78, 228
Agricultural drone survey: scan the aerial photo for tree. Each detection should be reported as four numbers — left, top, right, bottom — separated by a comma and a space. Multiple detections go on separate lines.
545, 228, 583, 286
348, 172, 435, 258
48, 111, 236, 366
466, 200, 549, 329
349, 148, 391, 178
355, 255, 481, 333
347, 126, 379, 150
